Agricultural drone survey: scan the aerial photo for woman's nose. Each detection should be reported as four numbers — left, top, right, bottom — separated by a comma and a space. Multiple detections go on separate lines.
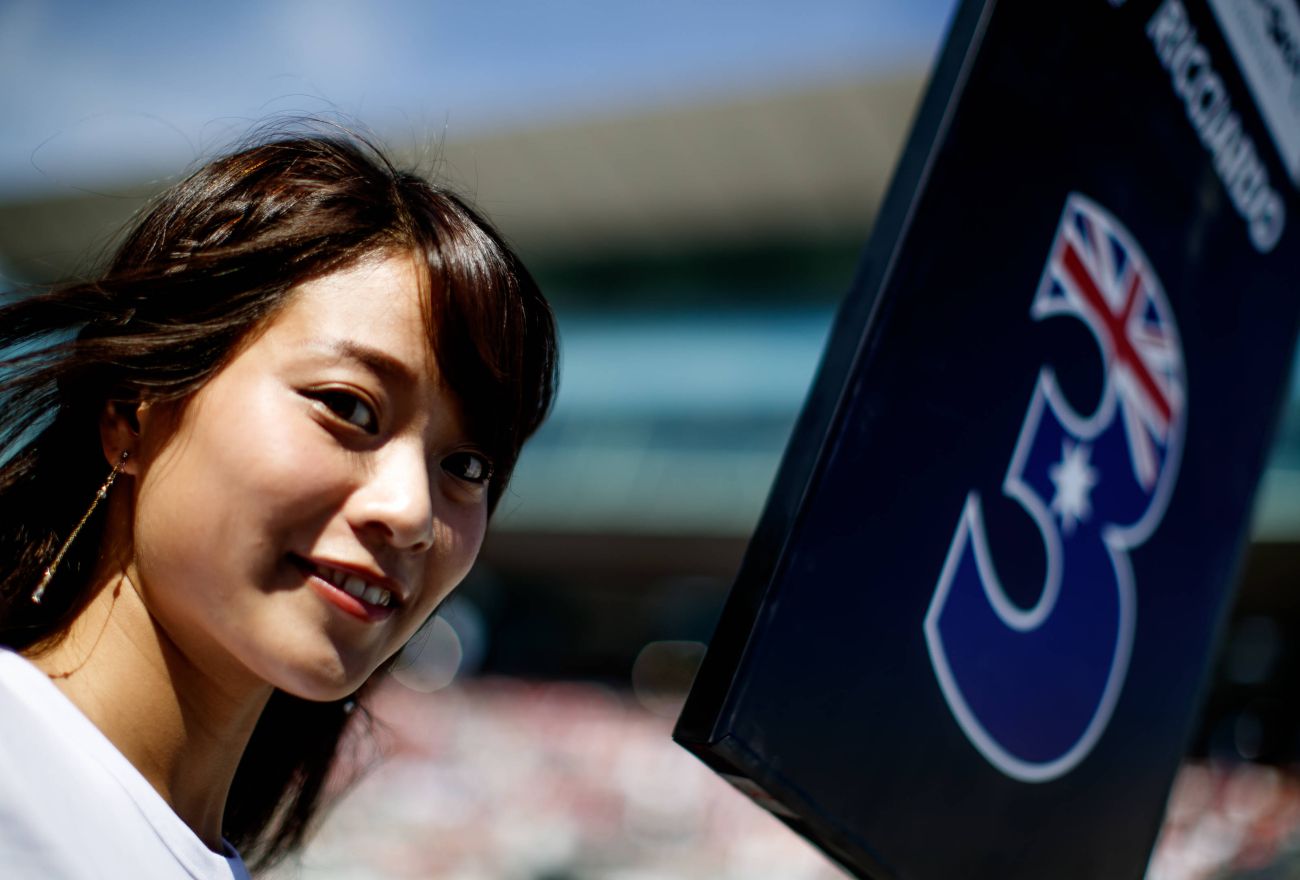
349, 444, 435, 553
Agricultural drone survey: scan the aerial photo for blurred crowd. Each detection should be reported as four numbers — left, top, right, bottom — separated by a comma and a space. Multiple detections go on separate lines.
257, 674, 1300, 880
268, 676, 844, 880
1149, 762, 1300, 880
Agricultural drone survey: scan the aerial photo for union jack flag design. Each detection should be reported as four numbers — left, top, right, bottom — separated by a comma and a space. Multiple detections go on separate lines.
925, 193, 1187, 782
1032, 196, 1186, 492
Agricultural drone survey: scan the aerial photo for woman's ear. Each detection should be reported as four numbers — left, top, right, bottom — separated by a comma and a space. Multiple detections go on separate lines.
99, 400, 144, 475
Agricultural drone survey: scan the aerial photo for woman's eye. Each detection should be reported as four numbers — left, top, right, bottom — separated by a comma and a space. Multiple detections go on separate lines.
443, 451, 493, 485
309, 390, 379, 434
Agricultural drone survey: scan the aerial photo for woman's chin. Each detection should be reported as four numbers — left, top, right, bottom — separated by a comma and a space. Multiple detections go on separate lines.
256, 651, 377, 703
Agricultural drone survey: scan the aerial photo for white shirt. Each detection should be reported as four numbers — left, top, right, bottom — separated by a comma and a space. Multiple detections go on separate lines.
0, 649, 251, 880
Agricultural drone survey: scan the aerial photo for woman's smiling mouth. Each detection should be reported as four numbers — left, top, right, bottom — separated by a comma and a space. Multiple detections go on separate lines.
294, 555, 401, 622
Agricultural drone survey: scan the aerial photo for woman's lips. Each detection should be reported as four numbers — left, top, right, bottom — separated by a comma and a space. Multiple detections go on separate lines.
294, 556, 398, 623
309, 560, 396, 606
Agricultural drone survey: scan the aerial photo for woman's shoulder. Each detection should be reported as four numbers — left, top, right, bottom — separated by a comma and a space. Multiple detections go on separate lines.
0, 648, 76, 747
0, 648, 251, 880
0, 648, 115, 775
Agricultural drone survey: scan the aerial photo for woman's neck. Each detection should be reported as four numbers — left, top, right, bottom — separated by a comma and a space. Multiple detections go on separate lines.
27, 570, 272, 851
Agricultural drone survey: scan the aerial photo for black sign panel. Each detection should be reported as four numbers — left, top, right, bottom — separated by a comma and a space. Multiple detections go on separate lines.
674, 1, 1300, 878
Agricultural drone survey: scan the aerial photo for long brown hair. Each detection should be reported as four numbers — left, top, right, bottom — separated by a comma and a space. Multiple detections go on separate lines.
0, 129, 557, 868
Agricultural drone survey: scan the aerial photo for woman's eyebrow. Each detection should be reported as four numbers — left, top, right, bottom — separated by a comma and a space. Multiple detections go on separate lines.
314, 339, 420, 387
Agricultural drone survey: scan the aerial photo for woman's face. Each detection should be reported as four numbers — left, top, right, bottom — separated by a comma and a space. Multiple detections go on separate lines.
123, 251, 489, 700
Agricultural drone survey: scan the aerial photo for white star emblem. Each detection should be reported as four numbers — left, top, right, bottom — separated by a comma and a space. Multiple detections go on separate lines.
1049, 439, 1099, 535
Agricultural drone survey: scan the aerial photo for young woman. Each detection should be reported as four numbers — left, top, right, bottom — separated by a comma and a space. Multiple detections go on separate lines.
0, 131, 557, 877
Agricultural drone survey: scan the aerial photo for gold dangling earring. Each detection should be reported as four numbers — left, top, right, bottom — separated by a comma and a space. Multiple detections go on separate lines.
31, 450, 130, 605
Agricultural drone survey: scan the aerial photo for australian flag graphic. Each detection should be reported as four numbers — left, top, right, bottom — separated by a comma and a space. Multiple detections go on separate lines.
925, 193, 1187, 783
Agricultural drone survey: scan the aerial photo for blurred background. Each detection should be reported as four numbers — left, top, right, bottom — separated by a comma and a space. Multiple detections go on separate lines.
3, 2, 1299, 878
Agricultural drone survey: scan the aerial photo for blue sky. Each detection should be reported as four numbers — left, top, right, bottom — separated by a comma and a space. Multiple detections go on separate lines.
0, 0, 955, 199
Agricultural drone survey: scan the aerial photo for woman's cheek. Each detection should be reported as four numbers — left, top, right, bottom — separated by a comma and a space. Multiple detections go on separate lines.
225, 390, 349, 510
424, 501, 487, 606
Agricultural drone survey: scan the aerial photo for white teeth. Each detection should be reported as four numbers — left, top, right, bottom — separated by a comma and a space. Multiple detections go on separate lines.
312, 563, 394, 607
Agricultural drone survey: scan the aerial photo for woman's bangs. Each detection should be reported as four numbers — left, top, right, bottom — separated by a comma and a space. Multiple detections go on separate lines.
409, 200, 555, 503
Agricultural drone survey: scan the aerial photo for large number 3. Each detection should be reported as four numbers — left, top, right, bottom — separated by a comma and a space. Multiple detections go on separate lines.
924, 194, 1186, 782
